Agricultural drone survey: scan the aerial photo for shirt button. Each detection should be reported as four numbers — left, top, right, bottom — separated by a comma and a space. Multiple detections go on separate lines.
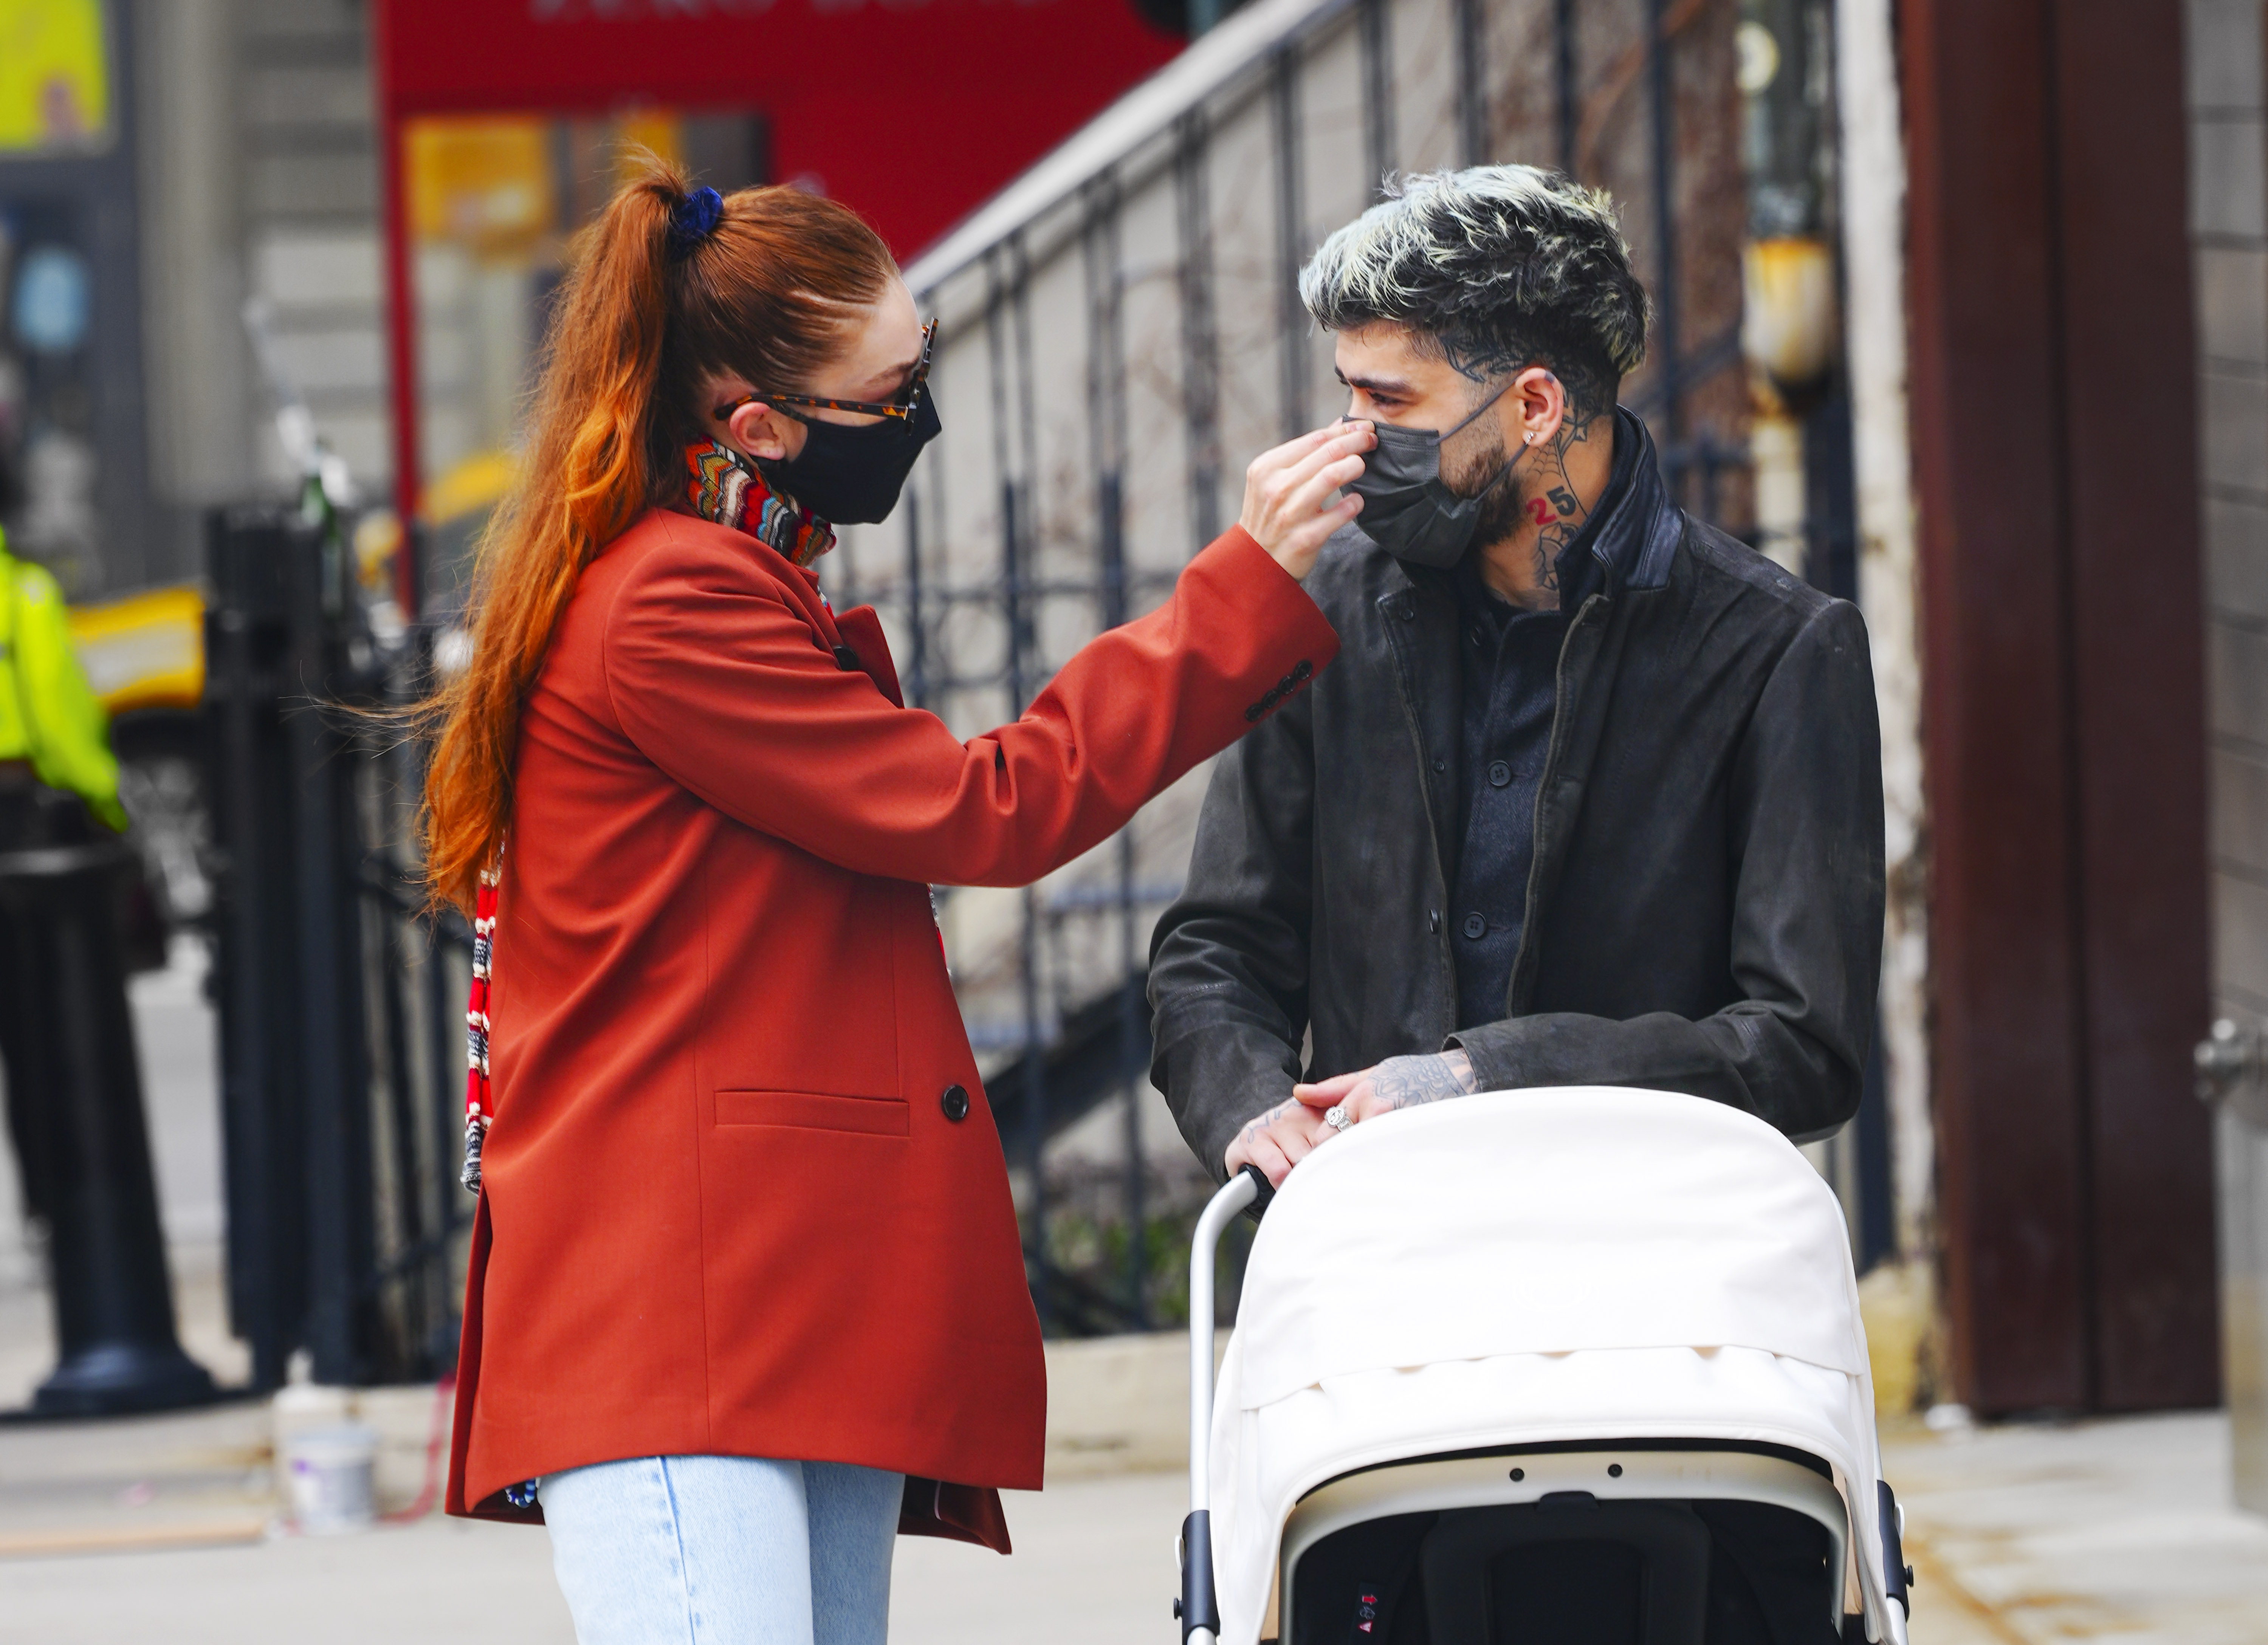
1428, 909, 1442, 933
1462, 913, 1487, 940
1489, 759, 1512, 787
1470, 625, 1488, 647
941, 1084, 970, 1122
1432, 757, 1447, 774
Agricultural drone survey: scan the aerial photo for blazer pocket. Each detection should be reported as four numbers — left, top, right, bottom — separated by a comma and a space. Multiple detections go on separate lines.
716, 1090, 910, 1137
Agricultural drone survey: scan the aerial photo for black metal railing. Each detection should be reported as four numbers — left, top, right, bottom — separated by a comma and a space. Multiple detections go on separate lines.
825, 0, 1828, 1333
204, 505, 468, 1389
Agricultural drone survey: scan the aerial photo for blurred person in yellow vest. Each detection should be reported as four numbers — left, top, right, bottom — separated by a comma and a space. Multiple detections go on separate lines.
0, 487, 136, 1238
0, 452, 213, 1417
0, 522, 127, 836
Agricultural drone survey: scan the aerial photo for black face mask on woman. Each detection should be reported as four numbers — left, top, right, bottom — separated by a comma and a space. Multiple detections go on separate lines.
1346, 381, 1525, 569
756, 389, 941, 526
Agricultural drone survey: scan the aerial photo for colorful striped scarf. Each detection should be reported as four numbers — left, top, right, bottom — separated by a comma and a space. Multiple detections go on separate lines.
684, 441, 836, 568
461, 860, 498, 1193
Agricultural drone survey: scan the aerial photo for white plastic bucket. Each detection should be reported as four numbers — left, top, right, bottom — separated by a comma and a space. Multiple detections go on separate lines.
285, 1422, 379, 1534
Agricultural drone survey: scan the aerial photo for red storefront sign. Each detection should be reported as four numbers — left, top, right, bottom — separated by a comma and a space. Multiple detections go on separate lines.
372, 0, 1179, 584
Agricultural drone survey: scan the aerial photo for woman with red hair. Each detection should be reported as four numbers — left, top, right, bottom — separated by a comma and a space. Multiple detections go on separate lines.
421, 160, 1369, 1643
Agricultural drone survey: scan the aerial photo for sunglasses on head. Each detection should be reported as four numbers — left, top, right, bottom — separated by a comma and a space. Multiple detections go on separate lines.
711, 319, 937, 425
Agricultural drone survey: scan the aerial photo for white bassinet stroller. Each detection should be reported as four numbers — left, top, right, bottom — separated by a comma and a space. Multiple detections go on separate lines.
1175, 1087, 1913, 1645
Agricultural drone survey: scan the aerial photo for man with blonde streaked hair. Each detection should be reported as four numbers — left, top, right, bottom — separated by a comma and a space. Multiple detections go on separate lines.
1149, 162, 1886, 1644
1153, 161, 1883, 1188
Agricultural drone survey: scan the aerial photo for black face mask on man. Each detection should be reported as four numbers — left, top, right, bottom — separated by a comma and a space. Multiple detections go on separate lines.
756, 388, 941, 526
1346, 381, 1526, 569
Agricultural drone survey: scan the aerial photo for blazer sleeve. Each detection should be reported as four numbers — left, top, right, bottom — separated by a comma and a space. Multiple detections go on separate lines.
1445, 599, 1886, 1142
602, 522, 1339, 890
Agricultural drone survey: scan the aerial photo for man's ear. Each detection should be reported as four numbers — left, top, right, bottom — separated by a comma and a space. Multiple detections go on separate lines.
725, 400, 798, 463
1510, 366, 1566, 450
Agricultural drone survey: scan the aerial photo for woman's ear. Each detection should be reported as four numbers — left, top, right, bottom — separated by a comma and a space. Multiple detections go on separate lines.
725, 400, 802, 463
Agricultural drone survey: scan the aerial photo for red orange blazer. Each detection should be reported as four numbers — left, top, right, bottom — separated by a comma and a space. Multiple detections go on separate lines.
445, 508, 1337, 1546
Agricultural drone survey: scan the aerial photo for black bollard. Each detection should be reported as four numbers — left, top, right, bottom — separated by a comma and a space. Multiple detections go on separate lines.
0, 827, 214, 1416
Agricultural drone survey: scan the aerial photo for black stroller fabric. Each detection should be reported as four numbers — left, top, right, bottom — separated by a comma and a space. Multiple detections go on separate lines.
1289, 1499, 1844, 1645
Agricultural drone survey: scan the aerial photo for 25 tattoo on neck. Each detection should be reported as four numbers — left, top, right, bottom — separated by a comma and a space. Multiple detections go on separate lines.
1525, 411, 1597, 596
1365, 1049, 1481, 1112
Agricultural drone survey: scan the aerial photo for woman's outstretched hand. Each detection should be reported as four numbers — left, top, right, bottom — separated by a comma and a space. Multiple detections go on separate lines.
1238, 421, 1375, 582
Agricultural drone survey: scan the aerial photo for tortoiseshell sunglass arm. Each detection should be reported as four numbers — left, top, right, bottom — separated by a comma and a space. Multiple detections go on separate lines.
711, 319, 937, 423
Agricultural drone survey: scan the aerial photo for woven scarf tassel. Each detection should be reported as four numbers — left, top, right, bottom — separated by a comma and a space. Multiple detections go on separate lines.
461, 1111, 490, 1195
458, 1112, 490, 1189
460, 863, 500, 1194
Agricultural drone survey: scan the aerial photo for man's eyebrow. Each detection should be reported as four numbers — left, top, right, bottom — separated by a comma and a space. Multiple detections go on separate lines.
1335, 367, 1415, 396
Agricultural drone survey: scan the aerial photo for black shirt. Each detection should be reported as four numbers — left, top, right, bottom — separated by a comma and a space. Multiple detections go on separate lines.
1449, 435, 1636, 1030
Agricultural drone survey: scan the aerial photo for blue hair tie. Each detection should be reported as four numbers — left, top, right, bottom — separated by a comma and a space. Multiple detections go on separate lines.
668, 187, 723, 259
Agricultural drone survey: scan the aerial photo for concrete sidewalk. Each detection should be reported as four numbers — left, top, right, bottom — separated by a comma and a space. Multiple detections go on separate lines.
4, 1389, 2266, 1642
1883, 1410, 2268, 1644
0, 1404, 1182, 1645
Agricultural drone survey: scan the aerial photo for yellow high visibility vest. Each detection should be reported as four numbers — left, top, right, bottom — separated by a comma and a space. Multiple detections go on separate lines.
0, 527, 127, 833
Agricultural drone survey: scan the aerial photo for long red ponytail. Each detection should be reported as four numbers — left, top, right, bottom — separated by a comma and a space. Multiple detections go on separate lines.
420, 157, 895, 911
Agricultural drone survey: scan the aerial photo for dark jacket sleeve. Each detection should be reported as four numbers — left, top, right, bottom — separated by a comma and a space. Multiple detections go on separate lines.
1447, 599, 1885, 1142
1148, 686, 1318, 1182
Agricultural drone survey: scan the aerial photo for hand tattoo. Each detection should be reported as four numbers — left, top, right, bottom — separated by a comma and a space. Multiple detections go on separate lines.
1237, 1100, 1292, 1147
1366, 1050, 1481, 1112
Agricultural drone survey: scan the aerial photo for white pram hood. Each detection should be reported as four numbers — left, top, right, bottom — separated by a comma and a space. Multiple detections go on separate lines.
1208, 1087, 1902, 1645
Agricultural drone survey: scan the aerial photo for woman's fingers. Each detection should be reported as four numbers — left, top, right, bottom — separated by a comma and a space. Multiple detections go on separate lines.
1264, 424, 1374, 496
1267, 493, 1365, 582
1267, 443, 1374, 531
1240, 421, 1375, 579
1283, 450, 1372, 520
1253, 420, 1371, 484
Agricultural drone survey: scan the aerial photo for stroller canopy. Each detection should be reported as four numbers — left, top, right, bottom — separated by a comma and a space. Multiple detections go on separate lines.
1208, 1087, 1899, 1644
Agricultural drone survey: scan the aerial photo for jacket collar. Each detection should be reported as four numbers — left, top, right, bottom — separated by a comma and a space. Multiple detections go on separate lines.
1558, 406, 1680, 604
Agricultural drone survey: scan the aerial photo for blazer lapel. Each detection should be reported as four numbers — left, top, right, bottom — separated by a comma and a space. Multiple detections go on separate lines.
832, 606, 906, 709
747, 544, 906, 709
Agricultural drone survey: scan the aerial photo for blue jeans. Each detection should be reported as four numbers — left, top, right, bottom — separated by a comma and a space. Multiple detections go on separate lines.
539, 1455, 903, 1645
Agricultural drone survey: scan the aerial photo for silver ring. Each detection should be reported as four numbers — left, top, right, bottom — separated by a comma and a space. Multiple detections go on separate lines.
1323, 1103, 1352, 1133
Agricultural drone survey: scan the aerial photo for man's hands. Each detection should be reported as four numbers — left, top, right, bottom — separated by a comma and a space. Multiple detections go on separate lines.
1222, 1094, 1336, 1188
1239, 421, 1375, 582
1222, 1050, 1480, 1187
1296, 1050, 1479, 1125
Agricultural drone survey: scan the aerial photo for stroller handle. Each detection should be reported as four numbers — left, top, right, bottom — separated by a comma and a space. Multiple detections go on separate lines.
1180, 1165, 1272, 1645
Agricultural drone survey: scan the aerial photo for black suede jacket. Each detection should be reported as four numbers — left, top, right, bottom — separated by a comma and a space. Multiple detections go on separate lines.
1148, 411, 1885, 1178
